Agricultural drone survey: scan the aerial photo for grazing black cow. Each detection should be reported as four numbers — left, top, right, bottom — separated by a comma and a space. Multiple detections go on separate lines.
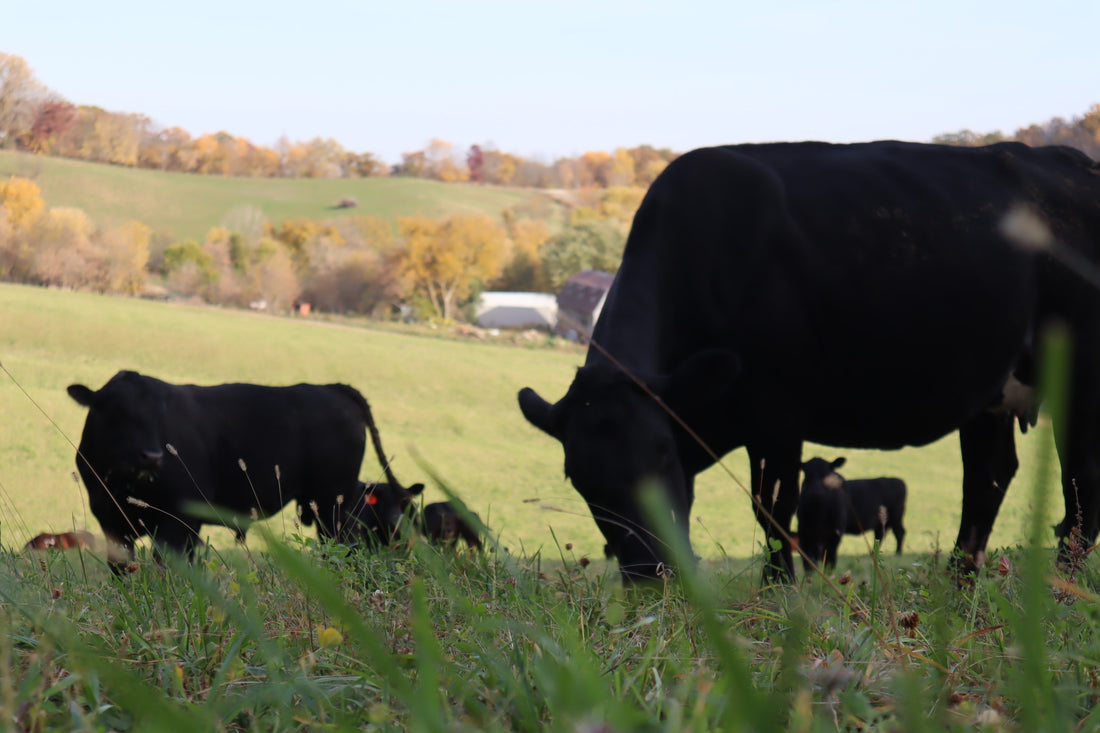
518, 140, 1100, 583
796, 457, 907, 572
68, 371, 378, 568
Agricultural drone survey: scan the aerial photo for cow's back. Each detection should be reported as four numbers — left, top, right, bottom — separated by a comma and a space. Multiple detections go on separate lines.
177, 383, 366, 508
843, 478, 907, 530
593, 141, 1100, 453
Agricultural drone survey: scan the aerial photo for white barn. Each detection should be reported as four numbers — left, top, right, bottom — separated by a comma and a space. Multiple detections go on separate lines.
474, 291, 558, 330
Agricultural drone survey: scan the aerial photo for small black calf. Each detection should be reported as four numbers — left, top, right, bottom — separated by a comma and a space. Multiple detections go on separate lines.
797, 457, 907, 572
341, 482, 481, 550
423, 502, 483, 550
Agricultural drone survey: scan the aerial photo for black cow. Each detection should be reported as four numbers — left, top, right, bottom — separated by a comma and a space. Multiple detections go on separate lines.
518, 140, 1100, 583
796, 457, 906, 572
68, 371, 383, 568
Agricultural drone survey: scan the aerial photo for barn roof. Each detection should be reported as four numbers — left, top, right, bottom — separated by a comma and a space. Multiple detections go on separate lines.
557, 269, 615, 316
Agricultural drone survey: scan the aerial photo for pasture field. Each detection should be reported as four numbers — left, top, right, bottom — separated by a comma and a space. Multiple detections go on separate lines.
2, 282, 1098, 730
0, 281, 591, 557
0, 150, 558, 242
0, 281, 1058, 562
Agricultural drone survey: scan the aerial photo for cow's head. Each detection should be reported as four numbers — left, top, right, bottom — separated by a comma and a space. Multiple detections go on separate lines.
518, 350, 741, 582
68, 371, 168, 481
341, 479, 426, 546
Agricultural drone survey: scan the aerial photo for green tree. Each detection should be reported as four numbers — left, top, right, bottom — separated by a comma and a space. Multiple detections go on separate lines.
163, 239, 218, 284
540, 220, 625, 290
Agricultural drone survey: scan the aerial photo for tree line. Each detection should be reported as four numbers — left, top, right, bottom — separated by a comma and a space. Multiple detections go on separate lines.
0, 52, 677, 188
932, 105, 1100, 160
4, 52, 1100, 188
0, 175, 641, 322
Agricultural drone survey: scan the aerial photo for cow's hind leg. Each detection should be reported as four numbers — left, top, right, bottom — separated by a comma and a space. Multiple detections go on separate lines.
893, 520, 906, 555
1052, 337, 1100, 564
953, 411, 1018, 574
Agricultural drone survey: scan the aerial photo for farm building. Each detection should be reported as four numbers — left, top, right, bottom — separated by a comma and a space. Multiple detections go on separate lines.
555, 269, 615, 342
474, 291, 558, 329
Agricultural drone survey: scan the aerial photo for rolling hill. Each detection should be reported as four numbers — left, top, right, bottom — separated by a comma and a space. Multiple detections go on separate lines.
0, 150, 564, 242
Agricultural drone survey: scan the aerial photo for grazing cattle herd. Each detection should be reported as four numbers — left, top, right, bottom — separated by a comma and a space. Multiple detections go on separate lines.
17, 140, 1100, 588
521, 140, 1100, 583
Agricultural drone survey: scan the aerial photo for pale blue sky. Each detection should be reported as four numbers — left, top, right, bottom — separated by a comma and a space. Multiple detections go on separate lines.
4, 0, 1097, 164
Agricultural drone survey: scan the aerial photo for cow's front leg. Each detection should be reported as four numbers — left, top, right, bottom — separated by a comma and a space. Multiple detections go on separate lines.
747, 439, 802, 583
150, 521, 203, 566
953, 411, 1018, 575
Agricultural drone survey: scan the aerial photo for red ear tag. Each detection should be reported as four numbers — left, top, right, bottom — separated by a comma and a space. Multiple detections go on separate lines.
366, 493, 378, 506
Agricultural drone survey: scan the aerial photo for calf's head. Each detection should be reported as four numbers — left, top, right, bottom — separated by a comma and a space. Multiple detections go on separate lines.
796, 456, 847, 568
519, 351, 740, 582
342, 479, 425, 546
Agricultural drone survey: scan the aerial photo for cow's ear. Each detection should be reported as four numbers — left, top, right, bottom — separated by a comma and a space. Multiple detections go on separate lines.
660, 349, 742, 414
518, 387, 560, 439
407, 482, 426, 496
67, 384, 96, 407
831, 457, 847, 470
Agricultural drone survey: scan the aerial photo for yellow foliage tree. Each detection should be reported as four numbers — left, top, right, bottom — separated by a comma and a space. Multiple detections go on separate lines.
97, 220, 150, 294
29, 207, 97, 289
0, 176, 45, 231
607, 148, 636, 187
398, 214, 508, 320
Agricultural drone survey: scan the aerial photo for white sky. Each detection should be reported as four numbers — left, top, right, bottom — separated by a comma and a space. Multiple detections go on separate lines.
3, 0, 1097, 164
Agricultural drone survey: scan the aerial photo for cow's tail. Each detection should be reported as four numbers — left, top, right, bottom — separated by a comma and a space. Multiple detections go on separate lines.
344, 386, 406, 491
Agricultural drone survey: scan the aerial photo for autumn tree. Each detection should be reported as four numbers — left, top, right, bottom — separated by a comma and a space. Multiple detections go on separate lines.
397, 214, 508, 320
0, 176, 45, 231
492, 214, 551, 292
481, 147, 519, 185
241, 238, 300, 311
0, 176, 46, 284
295, 214, 401, 315
28, 207, 98, 289
87, 220, 149, 294
606, 148, 636, 187
269, 218, 345, 271
467, 145, 484, 183
0, 53, 45, 148
24, 100, 76, 153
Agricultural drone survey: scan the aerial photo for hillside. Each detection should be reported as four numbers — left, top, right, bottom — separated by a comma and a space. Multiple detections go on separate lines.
0, 150, 563, 242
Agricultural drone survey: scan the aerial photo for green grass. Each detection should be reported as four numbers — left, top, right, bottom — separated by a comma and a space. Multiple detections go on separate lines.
1, 282, 1097, 730
0, 281, 1056, 562
0, 150, 558, 242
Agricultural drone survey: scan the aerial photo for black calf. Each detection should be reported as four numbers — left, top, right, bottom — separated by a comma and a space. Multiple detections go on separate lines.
797, 457, 907, 572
